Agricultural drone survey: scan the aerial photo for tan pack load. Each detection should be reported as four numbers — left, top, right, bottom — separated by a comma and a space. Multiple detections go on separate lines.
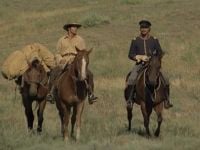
2, 43, 55, 80
33, 43, 55, 70
1, 50, 29, 80
21, 43, 56, 72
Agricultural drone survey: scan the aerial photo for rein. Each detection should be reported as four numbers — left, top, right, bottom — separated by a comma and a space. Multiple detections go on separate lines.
143, 67, 161, 102
67, 56, 88, 96
23, 67, 48, 89
27, 77, 48, 88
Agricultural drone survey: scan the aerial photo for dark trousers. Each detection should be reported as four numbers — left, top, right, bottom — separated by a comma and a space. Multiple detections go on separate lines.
128, 64, 169, 87
87, 70, 94, 95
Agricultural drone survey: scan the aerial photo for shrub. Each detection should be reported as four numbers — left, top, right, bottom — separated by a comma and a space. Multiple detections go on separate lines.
120, 0, 143, 5
81, 13, 110, 28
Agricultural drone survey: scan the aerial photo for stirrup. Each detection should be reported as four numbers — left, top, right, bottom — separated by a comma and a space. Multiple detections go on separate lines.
127, 100, 133, 108
88, 94, 98, 104
164, 100, 173, 109
46, 94, 55, 104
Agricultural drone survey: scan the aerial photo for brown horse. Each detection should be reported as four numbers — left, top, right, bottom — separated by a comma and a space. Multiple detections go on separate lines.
124, 54, 167, 137
55, 48, 92, 141
20, 59, 48, 133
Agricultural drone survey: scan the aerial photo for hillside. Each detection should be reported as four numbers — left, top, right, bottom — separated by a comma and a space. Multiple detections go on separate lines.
0, 0, 200, 149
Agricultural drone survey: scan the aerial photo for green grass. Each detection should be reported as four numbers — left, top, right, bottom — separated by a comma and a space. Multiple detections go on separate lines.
0, 0, 200, 149
81, 13, 110, 27
120, 0, 143, 5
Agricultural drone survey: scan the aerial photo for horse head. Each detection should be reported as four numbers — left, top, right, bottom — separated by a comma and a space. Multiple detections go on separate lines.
72, 47, 92, 81
146, 53, 162, 87
24, 58, 47, 97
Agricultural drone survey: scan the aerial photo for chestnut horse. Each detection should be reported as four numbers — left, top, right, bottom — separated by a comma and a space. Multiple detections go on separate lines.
124, 54, 167, 137
55, 48, 92, 141
20, 59, 48, 133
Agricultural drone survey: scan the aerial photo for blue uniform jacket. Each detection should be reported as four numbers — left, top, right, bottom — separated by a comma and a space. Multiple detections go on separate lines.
128, 36, 163, 61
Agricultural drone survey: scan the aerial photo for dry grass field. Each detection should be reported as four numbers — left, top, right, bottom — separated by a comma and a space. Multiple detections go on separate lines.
0, 0, 200, 149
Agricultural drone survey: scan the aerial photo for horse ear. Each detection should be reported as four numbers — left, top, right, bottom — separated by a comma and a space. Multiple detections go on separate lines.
75, 46, 81, 53
87, 48, 93, 55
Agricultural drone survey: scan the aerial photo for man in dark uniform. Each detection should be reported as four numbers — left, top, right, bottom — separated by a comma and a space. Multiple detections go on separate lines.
127, 20, 173, 109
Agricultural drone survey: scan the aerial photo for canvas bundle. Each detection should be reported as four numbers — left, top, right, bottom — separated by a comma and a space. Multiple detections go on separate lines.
1, 50, 29, 80
2, 43, 55, 80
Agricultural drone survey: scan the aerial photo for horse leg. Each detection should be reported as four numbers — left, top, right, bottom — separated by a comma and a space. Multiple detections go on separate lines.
154, 103, 163, 137
58, 109, 64, 135
55, 99, 64, 135
71, 106, 77, 137
63, 105, 71, 142
75, 101, 84, 141
127, 105, 133, 131
37, 100, 46, 133
141, 101, 152, 137
23, 99, 34, 131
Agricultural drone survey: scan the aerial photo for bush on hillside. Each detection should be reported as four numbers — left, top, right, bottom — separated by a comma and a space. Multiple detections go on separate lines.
81, 13, 110, 28
120, 0, 142, 5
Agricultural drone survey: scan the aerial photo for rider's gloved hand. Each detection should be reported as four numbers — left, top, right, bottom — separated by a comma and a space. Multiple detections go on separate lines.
135, 55, 142, 63
135, 55, 150, 62
141, 55, 150, 62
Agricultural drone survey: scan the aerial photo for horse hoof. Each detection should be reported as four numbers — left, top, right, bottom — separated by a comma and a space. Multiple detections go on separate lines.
154, 130, 160, 137
76, 135, 80, 141
27, 128, 34, 134
64, 137, 69, 143
146, 133, 151, 138
76, 130, 80, 141
37, 128, 42, 133
127, 103, 133, 109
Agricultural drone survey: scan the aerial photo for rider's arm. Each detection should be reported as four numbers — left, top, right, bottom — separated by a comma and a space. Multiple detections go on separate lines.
128, 39, 149, 62
55, 38, 64, 65
154, 39, 164, 57
76, 36, 86, 51
128, 39, 137, 61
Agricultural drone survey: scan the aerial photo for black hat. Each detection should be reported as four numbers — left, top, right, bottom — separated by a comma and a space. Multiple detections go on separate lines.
139, 20, 151, 28
63, 23, 82, 31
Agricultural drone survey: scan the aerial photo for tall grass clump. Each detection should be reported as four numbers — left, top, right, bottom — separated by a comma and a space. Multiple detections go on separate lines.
81, 13, 110, 28
181, 51, 196, 65
120, 0, 143, 5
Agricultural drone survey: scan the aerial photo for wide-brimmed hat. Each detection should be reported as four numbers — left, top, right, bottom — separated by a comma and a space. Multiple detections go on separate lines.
63, 23, 82, 30
139, 20, 151, 28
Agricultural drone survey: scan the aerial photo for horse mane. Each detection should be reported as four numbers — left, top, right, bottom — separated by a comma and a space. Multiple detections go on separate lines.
65, 50, 88, 78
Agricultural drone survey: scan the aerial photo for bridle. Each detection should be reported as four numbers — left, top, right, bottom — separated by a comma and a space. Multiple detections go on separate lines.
143, 57, 161, 102
23, 63, 48, 89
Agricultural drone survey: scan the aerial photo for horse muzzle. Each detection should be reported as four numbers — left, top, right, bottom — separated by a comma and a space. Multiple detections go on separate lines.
78, 73, 87, 81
